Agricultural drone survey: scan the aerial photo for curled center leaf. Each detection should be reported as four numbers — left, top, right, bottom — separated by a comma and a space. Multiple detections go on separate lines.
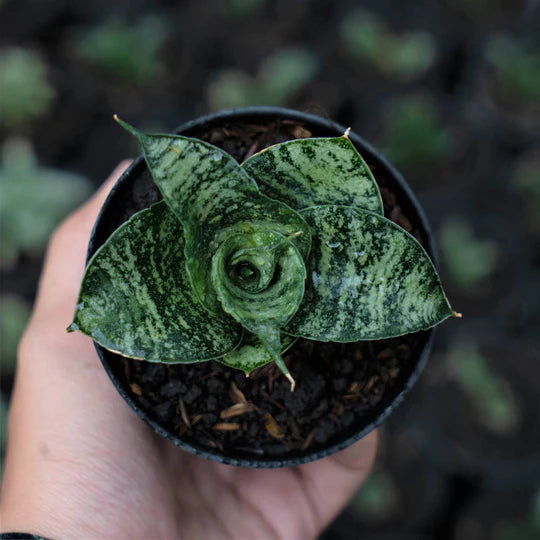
212, 230, 307, 389
212, 230, 306, 330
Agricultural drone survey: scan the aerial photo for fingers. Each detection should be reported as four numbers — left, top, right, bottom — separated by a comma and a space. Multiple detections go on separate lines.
298, 430, 378, 531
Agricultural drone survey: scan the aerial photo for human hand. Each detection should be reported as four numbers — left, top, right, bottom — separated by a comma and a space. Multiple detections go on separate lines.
0, 162, 378, 540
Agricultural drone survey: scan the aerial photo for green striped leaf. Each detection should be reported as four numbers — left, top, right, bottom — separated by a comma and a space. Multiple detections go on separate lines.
284, 205, 454, 341
69, 201, 242, 362
242, 135, 384, 213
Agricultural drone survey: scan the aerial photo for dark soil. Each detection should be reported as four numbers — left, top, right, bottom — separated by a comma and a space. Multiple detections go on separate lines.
96, 116, 432, 461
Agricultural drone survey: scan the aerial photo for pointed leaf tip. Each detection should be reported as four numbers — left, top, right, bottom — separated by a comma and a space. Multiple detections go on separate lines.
113, 115, 144, 141
343, 127, 351, 138
66, 322, 78, 333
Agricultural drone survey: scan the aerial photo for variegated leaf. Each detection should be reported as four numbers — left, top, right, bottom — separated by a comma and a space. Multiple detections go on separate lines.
219, 333, 297, 374
211, 229, 306, 385
69, 201, 242, 362
284, 205, 454, 341
242, 135, 384, 213
115, 117, 311, 316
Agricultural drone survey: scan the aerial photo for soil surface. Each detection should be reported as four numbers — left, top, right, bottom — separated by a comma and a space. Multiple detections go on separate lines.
99, 118, 431, 461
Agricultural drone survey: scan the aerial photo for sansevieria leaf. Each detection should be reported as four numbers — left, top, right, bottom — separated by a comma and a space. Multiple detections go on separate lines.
242, 135, 384, 214
114, 117, 311, 315
113, 117, 314, 388
69, 201, 242, 362
285, 205, 454, 341
70, 117, 458, 392
212, 229, 306, 385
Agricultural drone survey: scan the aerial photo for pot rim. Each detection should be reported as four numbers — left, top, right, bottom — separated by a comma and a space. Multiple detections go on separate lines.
90, 106, 436, 468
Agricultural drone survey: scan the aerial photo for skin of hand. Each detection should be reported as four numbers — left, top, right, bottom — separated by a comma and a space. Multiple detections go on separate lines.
0, 161, 378, 540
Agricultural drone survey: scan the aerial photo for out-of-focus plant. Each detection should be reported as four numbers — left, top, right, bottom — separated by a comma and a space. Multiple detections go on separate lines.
486, 36, 540, 104
378, 95, 454, 171
208, 48, 317, 110
0, 295, 30, 370
0, 48, 55, 128
0, 138, 92, 267
448, 340, 520, 435
439, 218, 499, 289
227, 0, 265, 15
353, 469, 398, 518
513, 152, 540, 231
75, 15, 170, 82
341, 10, 437, 80
494, 488, 540, 540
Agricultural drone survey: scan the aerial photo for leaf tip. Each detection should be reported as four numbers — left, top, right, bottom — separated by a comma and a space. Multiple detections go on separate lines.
114, 115, 144, 141
342, 127, 351, 139
453, 311, 463, 319
66, 322, 79, 333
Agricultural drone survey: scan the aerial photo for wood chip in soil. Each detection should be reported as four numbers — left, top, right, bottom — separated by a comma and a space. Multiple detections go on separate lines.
229, 382, 247, 404
213, 422, 241, 431
220, 402, 256, 419
265, 413, 284, 440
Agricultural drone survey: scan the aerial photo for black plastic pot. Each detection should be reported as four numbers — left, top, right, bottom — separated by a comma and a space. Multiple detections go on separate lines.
88, 106, 438, 468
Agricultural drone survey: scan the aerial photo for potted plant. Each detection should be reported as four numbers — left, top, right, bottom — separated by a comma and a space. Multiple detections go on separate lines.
68, 107, 458, 467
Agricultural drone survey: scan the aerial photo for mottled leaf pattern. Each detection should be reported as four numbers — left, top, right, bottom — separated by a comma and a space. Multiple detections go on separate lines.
211, 229, 306, 385
285, 205, 454, 340
70, 202, 242, 362
242, 135, 383, 213
71, 119, 456, 388
211, 230, 306, 330
186, 195, 310, 314
115, 117, 311, 314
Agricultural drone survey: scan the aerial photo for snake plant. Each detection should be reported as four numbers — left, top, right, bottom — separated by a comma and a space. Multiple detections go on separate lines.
68, 117, 458, 390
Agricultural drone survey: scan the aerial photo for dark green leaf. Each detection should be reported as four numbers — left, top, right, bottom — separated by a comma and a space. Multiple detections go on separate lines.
285, 205, 454, 341
242, 135, 383, 213
70, 202, 242, 362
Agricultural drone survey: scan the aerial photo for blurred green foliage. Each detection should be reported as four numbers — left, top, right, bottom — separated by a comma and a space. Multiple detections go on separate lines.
208, 48, 317, 109
341, 10, 437, 80
75, 15, 170, 82
0, 48, 55, 128
449, 340, 520, 434
0, 295, 30, 370
486, 36, 540, 103
227, 0, 265, 15
352, 469, 398, 518
438, 218, 499, 289
378, 95, 454, 171
494, 489, 540, 540
0, 138, 92, 267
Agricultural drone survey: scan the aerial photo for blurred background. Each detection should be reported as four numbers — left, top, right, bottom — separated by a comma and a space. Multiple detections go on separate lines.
0, 0, 539, 538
